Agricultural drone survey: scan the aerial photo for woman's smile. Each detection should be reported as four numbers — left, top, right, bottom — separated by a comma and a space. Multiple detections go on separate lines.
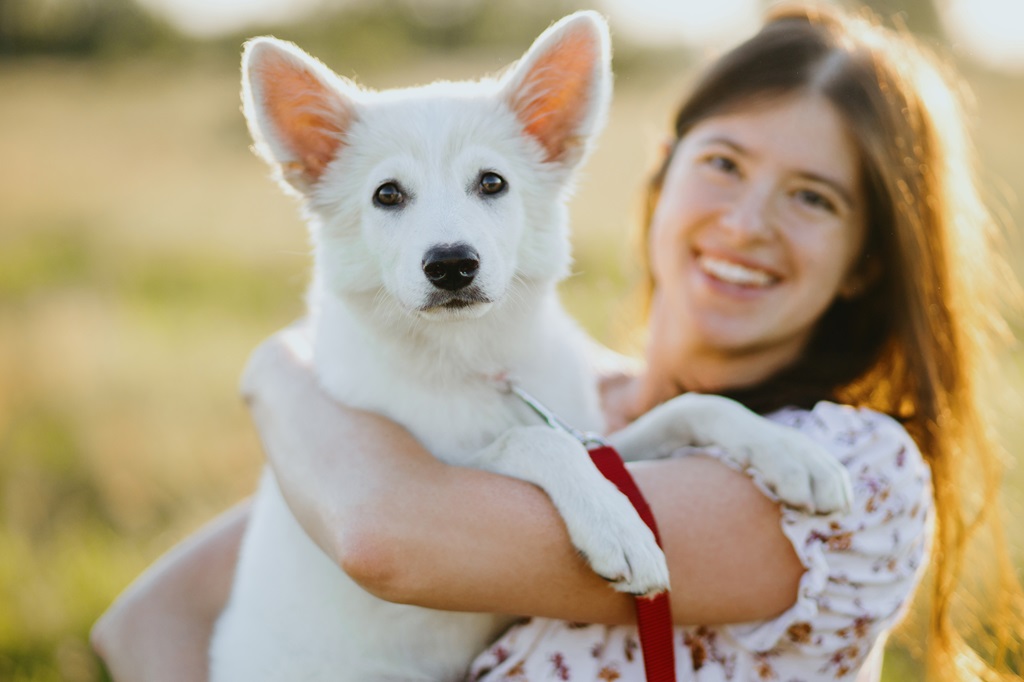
694, 250, 781, 291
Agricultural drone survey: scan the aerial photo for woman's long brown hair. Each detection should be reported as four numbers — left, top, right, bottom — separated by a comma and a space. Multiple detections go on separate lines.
638, 4, 1024, 679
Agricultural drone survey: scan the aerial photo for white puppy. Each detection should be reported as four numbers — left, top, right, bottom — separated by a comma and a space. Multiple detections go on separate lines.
210, 12, 852, 681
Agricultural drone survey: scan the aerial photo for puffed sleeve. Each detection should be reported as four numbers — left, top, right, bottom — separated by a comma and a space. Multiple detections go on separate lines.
719, 402, 934, 673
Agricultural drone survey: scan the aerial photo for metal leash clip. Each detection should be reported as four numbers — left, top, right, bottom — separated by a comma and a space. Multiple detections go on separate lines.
497, 377, 608, 449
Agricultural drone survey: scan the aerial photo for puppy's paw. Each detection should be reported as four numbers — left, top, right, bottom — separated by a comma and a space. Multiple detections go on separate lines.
746, 429, 853, 515
476, 426, 670, 595
565, 485, 670, 596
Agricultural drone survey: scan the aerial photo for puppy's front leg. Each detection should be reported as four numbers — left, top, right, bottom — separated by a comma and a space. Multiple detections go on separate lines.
476, 425, 670, 596
607, 393, 852, 515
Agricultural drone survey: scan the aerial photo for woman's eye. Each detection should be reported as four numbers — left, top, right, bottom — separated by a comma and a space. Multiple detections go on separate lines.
374, 182, 404, 207
795, 188, 837, 214
706, 155, 738, 174
479, 172, 507, 196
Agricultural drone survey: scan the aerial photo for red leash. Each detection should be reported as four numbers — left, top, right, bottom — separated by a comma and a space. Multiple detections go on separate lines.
588, 445, 677, 682
501, 380, 677, 682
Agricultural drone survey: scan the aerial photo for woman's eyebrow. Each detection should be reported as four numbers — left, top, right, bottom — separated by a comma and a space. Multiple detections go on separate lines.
699, 135, 749, 155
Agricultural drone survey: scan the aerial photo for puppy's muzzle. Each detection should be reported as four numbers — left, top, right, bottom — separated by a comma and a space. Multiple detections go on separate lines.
422, 243, 480, 291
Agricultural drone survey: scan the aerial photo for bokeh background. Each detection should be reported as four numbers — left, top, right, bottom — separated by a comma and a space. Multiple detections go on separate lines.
1, 0, 1023, 679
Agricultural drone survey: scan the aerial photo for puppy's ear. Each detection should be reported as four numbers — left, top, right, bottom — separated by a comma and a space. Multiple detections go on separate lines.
241, 38, 358, 194
500, 11, 612, 169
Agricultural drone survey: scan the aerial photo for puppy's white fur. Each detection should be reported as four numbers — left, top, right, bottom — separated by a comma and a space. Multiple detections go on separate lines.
211, 13, 852, 681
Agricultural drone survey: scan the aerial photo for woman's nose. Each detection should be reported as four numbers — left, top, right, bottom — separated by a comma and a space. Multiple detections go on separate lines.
720, 184, 774, 241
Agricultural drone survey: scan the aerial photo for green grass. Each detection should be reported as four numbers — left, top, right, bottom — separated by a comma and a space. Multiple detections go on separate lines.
1, 50, 1023, 681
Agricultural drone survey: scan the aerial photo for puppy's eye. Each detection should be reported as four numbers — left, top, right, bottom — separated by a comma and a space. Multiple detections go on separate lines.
479, 172, 507, 196
374, 182, 404, 207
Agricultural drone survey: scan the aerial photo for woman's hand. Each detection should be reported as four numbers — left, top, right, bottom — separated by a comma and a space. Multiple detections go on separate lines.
90, 502, 249, 682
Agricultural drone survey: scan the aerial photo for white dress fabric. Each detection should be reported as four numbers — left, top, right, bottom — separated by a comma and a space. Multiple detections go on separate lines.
467, 402, 934, 681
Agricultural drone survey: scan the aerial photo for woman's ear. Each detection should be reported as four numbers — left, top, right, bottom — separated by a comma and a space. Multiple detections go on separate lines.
659, 136, 676, 161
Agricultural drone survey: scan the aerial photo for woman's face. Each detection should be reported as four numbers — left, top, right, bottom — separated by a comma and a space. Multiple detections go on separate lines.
648, 94, 868, 370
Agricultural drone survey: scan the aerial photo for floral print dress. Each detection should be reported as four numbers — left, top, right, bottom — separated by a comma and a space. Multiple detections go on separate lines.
468, 402, 933, 681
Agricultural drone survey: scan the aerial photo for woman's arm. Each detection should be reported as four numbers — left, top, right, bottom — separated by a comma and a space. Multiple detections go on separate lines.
89, 330, 802, 681
247, 329, 804, 626
91, 501, 249, 682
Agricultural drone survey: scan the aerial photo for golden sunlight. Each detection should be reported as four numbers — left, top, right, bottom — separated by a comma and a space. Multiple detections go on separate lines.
597, 0, 762, 49
938, 0, 1024, 72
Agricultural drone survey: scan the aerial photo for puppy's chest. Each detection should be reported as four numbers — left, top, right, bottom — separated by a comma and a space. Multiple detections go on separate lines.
311, 305, 602, 463
328, 373, 540, 463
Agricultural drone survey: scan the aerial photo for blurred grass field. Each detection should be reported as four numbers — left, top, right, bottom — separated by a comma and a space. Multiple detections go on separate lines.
1, 41, 1023, 681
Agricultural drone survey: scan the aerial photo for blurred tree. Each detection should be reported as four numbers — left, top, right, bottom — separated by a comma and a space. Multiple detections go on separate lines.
196, 0, 598, 74
387, 0, 586, 48
860, 0, 943, 36
0, 0, 607, 61
0, 0, 951, 61
0, 0, 174, 56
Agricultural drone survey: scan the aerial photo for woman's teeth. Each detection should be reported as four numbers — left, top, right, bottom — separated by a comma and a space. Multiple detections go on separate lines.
698, 255, 777, 287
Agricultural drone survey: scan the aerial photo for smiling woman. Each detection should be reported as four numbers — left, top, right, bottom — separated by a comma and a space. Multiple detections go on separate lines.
623, 5, 1024, 679
644, 95, 871, 393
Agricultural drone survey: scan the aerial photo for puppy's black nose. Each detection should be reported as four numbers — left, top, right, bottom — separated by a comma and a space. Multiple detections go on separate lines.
422, 244, 480, 291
